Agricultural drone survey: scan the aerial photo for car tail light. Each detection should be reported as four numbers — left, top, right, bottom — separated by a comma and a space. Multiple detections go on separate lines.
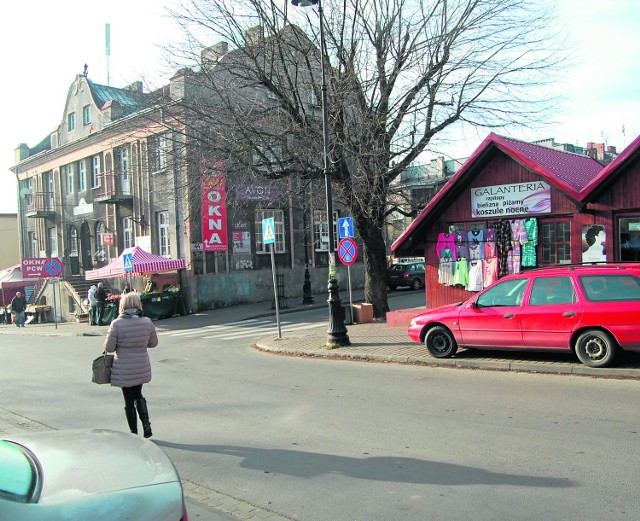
181, 501, 189, 521
404, 272, 410, 279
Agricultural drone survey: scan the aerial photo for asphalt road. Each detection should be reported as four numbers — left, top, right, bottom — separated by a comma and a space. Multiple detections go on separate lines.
3, 291, 640, 520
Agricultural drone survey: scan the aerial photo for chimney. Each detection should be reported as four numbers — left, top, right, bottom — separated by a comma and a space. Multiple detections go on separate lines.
124, 80, 143, 94
201, 42, 229, 69
245, 26, 264, 46
14, 143, 30, 162
169, 68, 194, 101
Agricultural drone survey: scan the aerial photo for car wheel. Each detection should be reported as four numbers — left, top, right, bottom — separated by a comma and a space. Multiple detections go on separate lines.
574, 329, 617, 368
411, 278, 422, 290
424, 325, 458, 358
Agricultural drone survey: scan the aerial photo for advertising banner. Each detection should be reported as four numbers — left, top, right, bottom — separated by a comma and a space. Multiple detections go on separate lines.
471, 181, 551, 218
22, 257, 49, 278
200, 158, 228, 252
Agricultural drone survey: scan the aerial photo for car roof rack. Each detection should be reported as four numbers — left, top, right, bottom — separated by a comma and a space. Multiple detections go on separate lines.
522, 262, 640, 273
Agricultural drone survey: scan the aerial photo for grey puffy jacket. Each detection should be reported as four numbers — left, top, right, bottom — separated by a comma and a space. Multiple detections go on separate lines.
104, 311, 158, 388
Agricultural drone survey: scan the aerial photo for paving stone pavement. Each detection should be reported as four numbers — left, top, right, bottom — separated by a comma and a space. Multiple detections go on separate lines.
255, 321, 640, 380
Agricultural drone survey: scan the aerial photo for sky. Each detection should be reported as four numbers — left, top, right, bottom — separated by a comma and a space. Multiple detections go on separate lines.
1, 1, 639, 214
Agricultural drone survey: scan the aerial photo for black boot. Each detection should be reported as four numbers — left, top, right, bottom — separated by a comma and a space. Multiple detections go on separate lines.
135, 397, 153, 438
125, 406, 138, 434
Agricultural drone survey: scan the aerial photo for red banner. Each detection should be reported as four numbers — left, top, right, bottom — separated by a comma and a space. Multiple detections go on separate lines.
200, 158, 228, 252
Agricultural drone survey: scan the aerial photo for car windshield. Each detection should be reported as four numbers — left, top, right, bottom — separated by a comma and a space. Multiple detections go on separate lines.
579, 274, 640, 302
0, 440, 40, 503
390, 265, 405, 273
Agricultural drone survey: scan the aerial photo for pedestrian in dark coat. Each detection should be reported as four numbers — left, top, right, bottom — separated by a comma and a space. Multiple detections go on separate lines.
94, 282, 107, 326
104, 292, 158, 437
10, 291, 27, 328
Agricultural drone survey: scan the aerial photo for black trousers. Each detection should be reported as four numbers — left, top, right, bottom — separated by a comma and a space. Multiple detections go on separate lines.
122, 385, 144, 409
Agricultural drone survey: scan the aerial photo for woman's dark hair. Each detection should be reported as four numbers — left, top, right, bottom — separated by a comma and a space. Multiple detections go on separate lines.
585, 224, 605, 246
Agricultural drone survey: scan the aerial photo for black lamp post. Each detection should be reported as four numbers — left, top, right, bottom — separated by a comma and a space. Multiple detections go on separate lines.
302, 187, 314, 304
292, 0, 350, 347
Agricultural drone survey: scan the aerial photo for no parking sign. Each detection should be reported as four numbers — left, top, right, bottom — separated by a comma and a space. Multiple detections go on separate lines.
338, 238, 358, 265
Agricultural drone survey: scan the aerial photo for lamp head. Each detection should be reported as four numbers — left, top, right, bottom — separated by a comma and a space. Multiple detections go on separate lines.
291, 0, 319, 6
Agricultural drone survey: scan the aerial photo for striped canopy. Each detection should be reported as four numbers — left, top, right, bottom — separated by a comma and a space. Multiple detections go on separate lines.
84, 246, 187, 280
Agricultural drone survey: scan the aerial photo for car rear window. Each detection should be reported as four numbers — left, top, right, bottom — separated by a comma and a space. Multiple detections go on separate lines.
579, 274, 640, 302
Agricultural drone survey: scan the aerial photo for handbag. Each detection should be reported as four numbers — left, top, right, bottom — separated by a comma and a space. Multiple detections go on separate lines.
92, 351, 113, 384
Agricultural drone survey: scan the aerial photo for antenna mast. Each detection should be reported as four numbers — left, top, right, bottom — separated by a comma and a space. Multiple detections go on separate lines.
105, 23, 111, 86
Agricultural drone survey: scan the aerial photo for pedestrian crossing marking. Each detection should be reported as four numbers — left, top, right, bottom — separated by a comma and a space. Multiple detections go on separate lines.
157, 320, 323, 341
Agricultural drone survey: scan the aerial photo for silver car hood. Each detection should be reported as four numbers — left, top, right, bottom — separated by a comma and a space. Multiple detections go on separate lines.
6, 429, 180, 503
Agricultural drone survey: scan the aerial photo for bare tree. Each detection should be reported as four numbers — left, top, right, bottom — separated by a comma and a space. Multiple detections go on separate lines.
162, 0, 564, 317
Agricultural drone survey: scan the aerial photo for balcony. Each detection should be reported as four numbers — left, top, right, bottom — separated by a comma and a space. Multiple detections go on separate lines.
25, 192, 56, 218
94, 171, 133, 204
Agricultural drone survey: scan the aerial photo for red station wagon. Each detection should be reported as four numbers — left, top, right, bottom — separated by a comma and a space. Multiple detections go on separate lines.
408, 264, 640, 368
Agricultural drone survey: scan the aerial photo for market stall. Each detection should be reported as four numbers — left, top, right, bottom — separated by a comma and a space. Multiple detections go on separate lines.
0, 264, 47, 324
84, 247, 187, 325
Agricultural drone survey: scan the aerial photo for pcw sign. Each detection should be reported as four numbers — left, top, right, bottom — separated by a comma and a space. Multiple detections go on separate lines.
200, 158, 228, 252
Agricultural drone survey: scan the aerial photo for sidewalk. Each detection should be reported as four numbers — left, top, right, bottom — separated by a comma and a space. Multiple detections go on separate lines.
2, 289, 640, 379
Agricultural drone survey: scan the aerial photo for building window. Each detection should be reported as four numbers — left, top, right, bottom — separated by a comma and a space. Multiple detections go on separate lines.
619, 216, 640, 262
158, 211, 170, 257
47, 227, 57, 256
254, 208, 285, 254
28, 231, 37, 257
95, 221, 106, 261
78, 161, 86, 191
122, 217, 133, 249
541, 220, 571, 265
68, 112, 76, 132
65, 165, 74, 194
69, 226, 79, 257
313, 210, 339, 251
92, 155, 101, 188
307, 86, 320, 107
83, 105, 91, 125
251, 145, 281, 166
149, 134, 167, 172
119, 147, 131, 194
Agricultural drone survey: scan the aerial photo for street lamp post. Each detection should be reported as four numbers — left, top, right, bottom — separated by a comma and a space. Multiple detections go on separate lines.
292, 0, 350, 347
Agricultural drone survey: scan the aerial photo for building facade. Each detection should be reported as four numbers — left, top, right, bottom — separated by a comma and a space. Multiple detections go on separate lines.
9, 33, 365, 318
0, 214, 19, 268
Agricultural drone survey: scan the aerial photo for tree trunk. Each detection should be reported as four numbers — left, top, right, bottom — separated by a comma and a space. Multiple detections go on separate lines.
356, 214, 389, 319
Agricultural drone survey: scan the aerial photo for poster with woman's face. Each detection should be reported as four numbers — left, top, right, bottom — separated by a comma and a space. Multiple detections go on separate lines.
582, 224, 606, 263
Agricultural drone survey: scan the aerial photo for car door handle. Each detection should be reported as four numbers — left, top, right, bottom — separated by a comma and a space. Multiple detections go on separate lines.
563, 311, 576, 317
503, 313, 515, 318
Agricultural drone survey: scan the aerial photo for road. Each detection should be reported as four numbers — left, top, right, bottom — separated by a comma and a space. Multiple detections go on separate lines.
2, 290, 640, 520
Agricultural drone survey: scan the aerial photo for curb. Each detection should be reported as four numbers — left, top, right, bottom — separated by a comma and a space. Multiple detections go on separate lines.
254, 340, 640, 380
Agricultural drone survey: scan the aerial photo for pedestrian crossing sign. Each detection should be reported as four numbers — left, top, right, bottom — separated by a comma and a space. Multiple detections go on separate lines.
262, 218, 276, 244
123, 253, 134, 273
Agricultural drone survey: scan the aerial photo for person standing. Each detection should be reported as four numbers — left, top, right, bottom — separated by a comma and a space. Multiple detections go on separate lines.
94, 282, 107, 326
10, 291, 27, 328
87, 284, 98, 326
104, 292, 158, 438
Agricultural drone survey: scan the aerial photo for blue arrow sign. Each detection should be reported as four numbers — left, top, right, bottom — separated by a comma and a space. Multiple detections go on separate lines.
338, 217, 354, 239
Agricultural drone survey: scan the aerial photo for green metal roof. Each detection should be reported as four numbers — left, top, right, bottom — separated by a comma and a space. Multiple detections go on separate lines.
87, 79, 147, 114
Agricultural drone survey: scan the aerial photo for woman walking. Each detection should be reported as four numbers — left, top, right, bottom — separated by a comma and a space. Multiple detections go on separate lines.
104, 292, 158, 438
